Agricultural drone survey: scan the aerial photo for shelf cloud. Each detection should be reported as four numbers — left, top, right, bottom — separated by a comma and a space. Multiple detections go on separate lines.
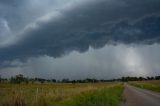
0, 0, 160, 78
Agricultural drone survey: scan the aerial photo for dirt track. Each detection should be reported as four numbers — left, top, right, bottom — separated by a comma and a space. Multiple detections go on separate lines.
121, 83, 160, 106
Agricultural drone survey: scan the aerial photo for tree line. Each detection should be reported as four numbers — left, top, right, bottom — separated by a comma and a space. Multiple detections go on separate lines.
0, 74, 160, 84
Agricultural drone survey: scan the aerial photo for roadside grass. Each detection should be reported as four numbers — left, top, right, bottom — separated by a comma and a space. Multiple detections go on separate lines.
129, 80, 160, 92
0, 82, 123, 106
58, 85, 123, 106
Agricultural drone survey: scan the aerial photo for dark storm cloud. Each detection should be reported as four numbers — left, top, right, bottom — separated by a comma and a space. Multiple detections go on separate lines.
0, 0, 160, 63
0, 0, 67, 32
0, 0, 28, 31
0, 0, 23, 5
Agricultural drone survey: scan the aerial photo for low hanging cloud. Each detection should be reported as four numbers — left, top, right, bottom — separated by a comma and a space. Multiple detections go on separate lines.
0, 0, 160, 65
1, 44, 160, 79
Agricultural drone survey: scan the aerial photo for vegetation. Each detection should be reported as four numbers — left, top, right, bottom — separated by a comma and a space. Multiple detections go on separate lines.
0, 74, 160, 106
1, 74, 159, 84
129, 80, 160, 92
59, 85, 123, 106
0, 82, 123, 106
120, 76, 160, 82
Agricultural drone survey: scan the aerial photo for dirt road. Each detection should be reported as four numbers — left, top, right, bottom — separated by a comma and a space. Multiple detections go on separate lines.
121, 83, 160, 106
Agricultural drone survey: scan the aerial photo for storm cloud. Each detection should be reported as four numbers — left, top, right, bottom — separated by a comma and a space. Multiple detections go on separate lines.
0, 0, 160, 78
1, 44, 160, 79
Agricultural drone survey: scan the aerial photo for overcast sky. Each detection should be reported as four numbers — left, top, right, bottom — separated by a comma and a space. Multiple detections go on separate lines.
0, 0, 160, 79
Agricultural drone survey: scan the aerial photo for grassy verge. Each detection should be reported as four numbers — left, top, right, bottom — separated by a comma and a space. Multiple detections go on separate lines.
58, 84, 123, 106
0, 82, 123, 106
129, 80, 160, 92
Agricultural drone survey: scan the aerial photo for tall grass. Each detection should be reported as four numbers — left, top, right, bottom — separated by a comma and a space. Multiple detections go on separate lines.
58, 85, 123, 106
129, 80, 160, 92
0, 83, 123, 106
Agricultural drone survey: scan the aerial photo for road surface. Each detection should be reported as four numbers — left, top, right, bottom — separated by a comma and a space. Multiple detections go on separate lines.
121, 83, 160, 106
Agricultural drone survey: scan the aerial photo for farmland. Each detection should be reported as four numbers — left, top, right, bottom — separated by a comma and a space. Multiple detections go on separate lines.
0, 82, 123, 106
1, 78, 160, 106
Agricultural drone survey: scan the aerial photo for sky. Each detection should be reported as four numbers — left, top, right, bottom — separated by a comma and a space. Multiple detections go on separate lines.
0, 0, 160, 79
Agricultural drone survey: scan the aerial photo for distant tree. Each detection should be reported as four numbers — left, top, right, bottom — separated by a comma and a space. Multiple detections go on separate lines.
155, 76, 160, 80
138, 77, 144, 81
121, 77, 127, 82
120, 76, 146, 82
147, 76, 154, 80
71, 80, 76, 84
133, 77, 138, 81
0, 75, 1, 83
62, 79, 70, 83
84, 78, 98, 83
46, 79, 51, 83
10, 74, 27, 84
39, 78, 45, 83
16, 74, 25, 83
35, 78, 46, 83
52, 79, 56, 83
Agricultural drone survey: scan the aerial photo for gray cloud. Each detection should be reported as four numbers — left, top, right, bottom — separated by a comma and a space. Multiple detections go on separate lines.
0, 0, 160, 72
1, 44, 160, 79
0, 0, 76, 33
0, 15, 160, 63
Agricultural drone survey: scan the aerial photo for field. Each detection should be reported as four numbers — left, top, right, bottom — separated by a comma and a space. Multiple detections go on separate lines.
0, 82, 123, 106
129, 80, 160, 92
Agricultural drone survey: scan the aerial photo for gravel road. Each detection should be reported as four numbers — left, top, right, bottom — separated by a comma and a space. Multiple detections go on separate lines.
121, 83, 160, 106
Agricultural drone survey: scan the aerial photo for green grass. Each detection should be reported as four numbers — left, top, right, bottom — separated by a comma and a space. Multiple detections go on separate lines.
129, 80, 160, 92
0, 82, 123, 106
59, 85, 123, 106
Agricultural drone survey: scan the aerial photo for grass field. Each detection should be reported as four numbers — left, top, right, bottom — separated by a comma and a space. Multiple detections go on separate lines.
0, 82, 123, 106
129, 80, 160, 92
